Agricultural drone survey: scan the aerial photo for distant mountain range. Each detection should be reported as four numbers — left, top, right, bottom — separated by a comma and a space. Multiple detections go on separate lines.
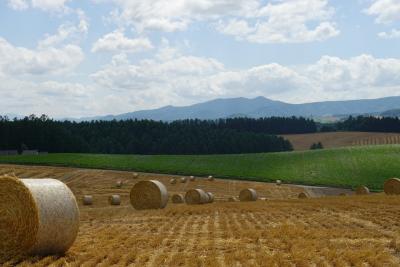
76, 96, 400, 121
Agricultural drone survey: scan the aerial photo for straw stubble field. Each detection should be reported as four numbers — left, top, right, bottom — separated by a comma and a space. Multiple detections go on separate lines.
1, 164, 400, 266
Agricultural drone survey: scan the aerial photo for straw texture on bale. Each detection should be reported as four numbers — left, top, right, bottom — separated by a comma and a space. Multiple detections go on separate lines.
355, 186, 370, 195
207, 176, 214, 181
130, 180, 168, 210
115, 181, 123, 188
185, 189, 209, 205
276, 180, 282, 185
298, 192, 309, 199
384, 178, 400, 195
239, 188, 258, 202
170, 178, 177, 185
172, 194, 184, 204
0, 175, 80, 262
82, 195, 93, 205
109, 195, 121, 205
189, 176, 195, 181
206, 192, 214, 203
180, 177, 187, 183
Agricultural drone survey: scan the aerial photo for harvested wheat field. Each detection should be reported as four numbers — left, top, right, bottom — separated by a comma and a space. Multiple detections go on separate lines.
2, 164, 400, 266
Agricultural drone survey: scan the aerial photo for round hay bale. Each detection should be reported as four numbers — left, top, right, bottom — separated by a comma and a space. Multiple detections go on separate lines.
207, 175, 214, 181
185, 189, 209, 205
276, 180, 282, 186
132, 173, 139, 179
239, 188, 258, 202
109, 195, 121, 205
130, 180, 168, 210
206, 192, 214, 203
228, 196, 237, 202
384, 178, 400, 195
115, 181, 123, 188
0, 175, 80, 262
82, 195, 93, 205
355, 185, 370, 195
180, 177, 187, 183
298, 192, 309, 199
260, 197, 267, 201
172, 194, 184, 204
189, 176, 195, 181
170, 178, 177, 185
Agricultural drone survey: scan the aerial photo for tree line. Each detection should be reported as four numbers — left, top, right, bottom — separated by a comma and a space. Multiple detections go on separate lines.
334, 116, 400, 133
0, 115, 319, 155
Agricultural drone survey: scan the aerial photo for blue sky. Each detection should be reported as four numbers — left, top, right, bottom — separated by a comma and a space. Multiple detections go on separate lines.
0, 0, 400, 118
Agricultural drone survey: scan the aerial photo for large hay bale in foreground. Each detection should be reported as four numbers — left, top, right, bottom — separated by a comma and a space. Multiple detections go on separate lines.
0, 175, 80, 262
185, 189, 209, 204
298, 192, 309, 199
130, 180, 168, 210
355, 186, 370, 195
82, 195, 93, 205
180, 177, 187, 183
172, 194, 184, 204
109, 195, 121, 205
239, 188, 258, 202
206, 192, 214, 203
170, 178, 177, 185
189, 176, 195, 181
384, 178, 400, 195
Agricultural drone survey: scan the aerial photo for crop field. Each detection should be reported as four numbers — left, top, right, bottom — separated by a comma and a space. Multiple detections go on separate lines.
282, 131, 400, 151
1, 164, 400, 266
1, 145, 400, 190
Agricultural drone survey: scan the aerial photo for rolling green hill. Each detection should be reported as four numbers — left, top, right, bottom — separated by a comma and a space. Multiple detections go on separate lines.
1, 145, 400, 190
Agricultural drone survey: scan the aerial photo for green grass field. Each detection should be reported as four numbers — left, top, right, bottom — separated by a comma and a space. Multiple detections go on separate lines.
1, 145, 400, 190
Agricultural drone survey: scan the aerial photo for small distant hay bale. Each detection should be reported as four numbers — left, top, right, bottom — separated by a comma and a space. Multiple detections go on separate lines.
109, 195, 121, 205
82, 195, 93, 205
180, 177, 187, 183
170, 178, 177, 185
206, 192, 214, 203
298, 192, 309, 199
228, 196, 237, 202
0, 175, 80, 262
207, 175, 214, 181
276, 180, 282, 186
239, 188, 258, 202
132, 173, 139, 179
115, 181, 123, 188
189, 176, 195, 181
172, 194, 184, 204
260, 197, 267, 201
185, 189, 209, 205
384, 178, 400, 195
355, 186, 370, 195
130, 180, 168, 210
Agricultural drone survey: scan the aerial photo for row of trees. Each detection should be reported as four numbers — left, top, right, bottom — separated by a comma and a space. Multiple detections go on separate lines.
0, 115, 311, 154
336, 116, 400, 132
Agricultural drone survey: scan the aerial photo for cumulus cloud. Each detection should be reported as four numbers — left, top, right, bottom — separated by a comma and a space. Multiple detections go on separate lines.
0, 37, 83, 76
91, 30, 153, 53
378, 29, 400, 39
365, 0, 400, 24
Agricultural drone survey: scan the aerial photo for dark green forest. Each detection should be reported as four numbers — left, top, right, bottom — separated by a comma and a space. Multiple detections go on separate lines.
0, 115, 314, 154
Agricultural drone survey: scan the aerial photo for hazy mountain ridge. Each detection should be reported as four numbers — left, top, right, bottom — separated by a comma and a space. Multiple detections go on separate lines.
76, 96, 400, 121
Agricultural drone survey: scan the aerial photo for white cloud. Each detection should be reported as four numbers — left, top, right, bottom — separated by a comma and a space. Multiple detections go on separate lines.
7, 0, 70, 12
378, 28, 400, 39
365, 0, 400, 24
7, 0, 29, 10
217, 0, 339, 43
0, 37, 84, 76
91, 30, 153, 53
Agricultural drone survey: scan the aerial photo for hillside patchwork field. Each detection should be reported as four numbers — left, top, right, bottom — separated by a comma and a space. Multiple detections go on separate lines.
1, 145, 400, 190
1, 164, 400, 266
282, 131, 400, 151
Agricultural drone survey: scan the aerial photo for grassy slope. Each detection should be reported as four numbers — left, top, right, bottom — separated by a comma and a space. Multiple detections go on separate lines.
1, 145, 400, 190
